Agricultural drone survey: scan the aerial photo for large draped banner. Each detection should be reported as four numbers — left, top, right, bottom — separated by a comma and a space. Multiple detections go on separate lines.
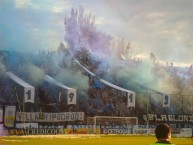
44, 75, 77, 105
143, 114, 193, 123
7, 72, 35, 103
16, 112, 84, 122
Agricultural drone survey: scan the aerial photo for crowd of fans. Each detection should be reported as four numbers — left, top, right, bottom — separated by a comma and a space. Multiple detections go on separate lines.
1, 7, 193, 130
0, 48, 193, 126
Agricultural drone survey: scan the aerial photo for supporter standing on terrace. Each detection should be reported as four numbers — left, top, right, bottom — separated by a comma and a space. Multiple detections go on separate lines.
149, 123, 175, 145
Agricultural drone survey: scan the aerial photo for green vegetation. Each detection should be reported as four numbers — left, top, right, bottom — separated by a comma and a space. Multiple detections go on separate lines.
0, 135, 192, 145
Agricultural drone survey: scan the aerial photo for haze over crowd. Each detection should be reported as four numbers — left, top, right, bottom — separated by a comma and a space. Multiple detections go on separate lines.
0, 5, 193, 114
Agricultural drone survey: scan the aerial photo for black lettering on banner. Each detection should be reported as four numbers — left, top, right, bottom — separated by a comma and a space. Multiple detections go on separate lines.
35, 114, 39, 120
129, 94, 133, 103
37, 129, 41, 134
7, 129, 64, 135
71, 113, 74, 120
39, 112, 45, 120
25, 129, 29, 135
66, 113, 69, 120
164, 95, 168, 105
47, 129, 51, 134
26, 90, 31, 100
168, 115, 173, 121
161, 114, 167, 121
16, 112, 84, 122
31, 129, 36, 135
106, 128, 130, 134
79, 113, 83, 120
25, 113, 29, 121
29, 129, 63, 135
184, 115, 188, 122
61, 114, 65, 120
75, 113, 78, 120
44, 113, 48, 121
145, 114, 193, 123
17, 113, 22, 121
52, 114, 56, 121
155, 115, 161, 121
69, 92, 74, 102
178, 115, 183, 122
57, 114, 60, 121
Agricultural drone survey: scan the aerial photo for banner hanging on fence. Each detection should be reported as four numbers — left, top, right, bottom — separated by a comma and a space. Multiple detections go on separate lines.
0, 108, 3, 122
143, 114, 193, 123
4, 105, 16, 128
16, 112, 84, 122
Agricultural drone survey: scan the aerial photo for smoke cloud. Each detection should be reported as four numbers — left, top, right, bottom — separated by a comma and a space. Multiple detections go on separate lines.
55, 69, 89, 91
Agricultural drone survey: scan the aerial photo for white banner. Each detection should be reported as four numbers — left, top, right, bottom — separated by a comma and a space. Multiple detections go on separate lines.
163, 94, 170, 107
16, 112, 84, 122
16, 123, 38, 129
24, 87, 35, 103
67, 89, 77, 105
4, 105, 16, 128
143, 114, 193, 123
0, 108, 3, 122
127, 93, 135, 107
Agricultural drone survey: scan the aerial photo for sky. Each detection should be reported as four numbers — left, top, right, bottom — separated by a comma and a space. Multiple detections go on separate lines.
1, 0, 193, 67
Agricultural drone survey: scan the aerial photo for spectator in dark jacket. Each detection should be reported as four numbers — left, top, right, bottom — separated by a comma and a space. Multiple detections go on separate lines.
149, 123, 174, 145
191, 127, 193, 140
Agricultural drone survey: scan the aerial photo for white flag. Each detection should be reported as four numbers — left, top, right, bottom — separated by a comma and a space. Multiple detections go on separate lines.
127, 93, 135, 107
24, 87, 35, 103
163, 94, 170, 107
67, 89, 77, 105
